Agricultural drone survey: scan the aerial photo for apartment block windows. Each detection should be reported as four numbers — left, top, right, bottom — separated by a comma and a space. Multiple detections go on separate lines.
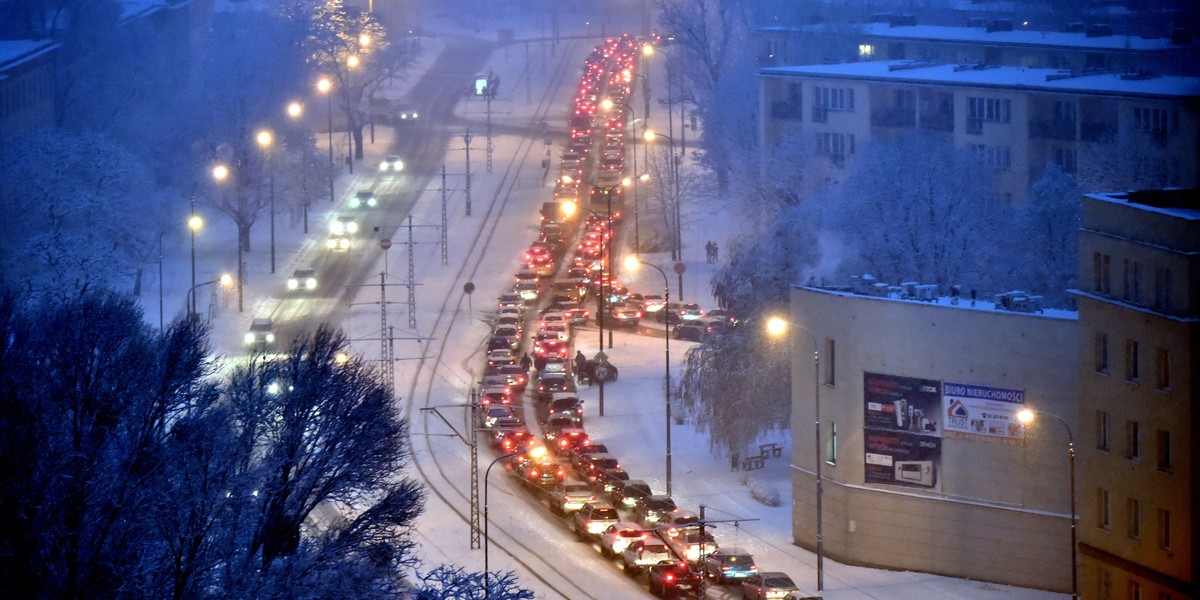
1097, 488, 1111, 529
1155, 348, 1170, 391
1054, 146, 1078, 173
970, 144, 1012, 170
1096, 410, 1110, 451
1156, 430, 1172, 472
1128, 581, 1142, 600
1127, 497, 1141, 539
1133, 107, 1179, 137
1095, 332, 1109, 373
812, 86, 853, 122
815, 132, 854, 166
967, 96, 1011, 133
1157, 509, 1172, 550
1125, 339, 1140, 383
1054, 99, 1077, 124
826, 422, 837, 466
1093, 252, 1111, 293
824, 338, 835, 386
1126, 420, 1141, 461
1153, 267, 1172, 311
1123, 259, 1142, 303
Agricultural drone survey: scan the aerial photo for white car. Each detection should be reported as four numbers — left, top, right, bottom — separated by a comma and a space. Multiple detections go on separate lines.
541, 322, 570, 342
379, 155, 404, 172
244, 318, 276, 347
349, 190, 378, 208
287, 268, 318, 292
599, 522, 646, 557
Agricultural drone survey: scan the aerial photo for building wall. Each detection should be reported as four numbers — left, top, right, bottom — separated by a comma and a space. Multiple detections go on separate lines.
787, 286, 1079, 592
1075, 192, 1197, 600
0, 41, 57, 135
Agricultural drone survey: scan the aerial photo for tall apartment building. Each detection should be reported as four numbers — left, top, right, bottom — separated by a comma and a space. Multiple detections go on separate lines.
759, 61, 1200, 201
1074, 189, 1197, 600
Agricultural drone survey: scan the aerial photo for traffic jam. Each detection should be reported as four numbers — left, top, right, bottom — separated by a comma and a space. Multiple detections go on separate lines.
474, 34, 803, 600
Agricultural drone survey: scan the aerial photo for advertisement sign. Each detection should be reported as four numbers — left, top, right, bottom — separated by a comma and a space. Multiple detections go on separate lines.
863, 373, 942, 489
943, 381, 1026, 443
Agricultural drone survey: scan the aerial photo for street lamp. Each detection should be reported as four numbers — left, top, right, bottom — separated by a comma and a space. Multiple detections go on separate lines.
316, 77, 335, 203
590, 180, 627, 350
286, 102, 311, 234
256, 129, 276, 274
1017, 408, 1078, 600
484, 449, 524, 599
643, 129, 682, 261
211, 163, 242, 313
602, 99, 645, 252
766, 315, 824, 592
345, 55, 360, 173
624, 256, 672, 496
187, 211, 203, 318
186, 273, 234, 322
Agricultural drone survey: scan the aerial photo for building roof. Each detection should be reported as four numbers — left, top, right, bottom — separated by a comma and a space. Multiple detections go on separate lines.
760, 60, 1200, 99
860, 23, 1189, 53
1087, 189, 1200, 221
796, 284, 1078, 320
0, 39, 59, 71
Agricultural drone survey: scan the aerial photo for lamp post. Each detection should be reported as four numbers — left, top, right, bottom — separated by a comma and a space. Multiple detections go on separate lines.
625, 256, 672, 496
484, 450, 522, 599
640, 43, 653, 121
345, 55, 360, 174
602, 99, 646, 252
286, 101, 311, 234
186, 273, 234, 322
1018, 408, 1078, 600
256, 129, 276, 274
187, 209, 202, 318
211, 163, 242, 312
316, 77, 335, 203
590, 181, 625, 350
766, 316, 823, 592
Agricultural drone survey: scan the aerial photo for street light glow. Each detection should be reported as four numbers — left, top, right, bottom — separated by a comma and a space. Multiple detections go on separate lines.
644, 130, 657, 142
287, 101, 303, 118
643, 43, 654, 56
317, 77, 332, 93
256, 129, 273, 148
561, 201, 577, 217
623, 255, 641, 271
1017, 409, 1035, 424
600, 98, 614, 112
766, 316, 788, 337
347, 55, 360, 69
219, 273, 234, 288
188, 215, 203, 231
359, 33, 371, 47
211, 163, 229, 182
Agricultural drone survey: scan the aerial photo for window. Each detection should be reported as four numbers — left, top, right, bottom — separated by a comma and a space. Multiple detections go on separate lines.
813, 86, 854, 121
1126, 421, 1141, 461
1155, 348, 1170, 390
1133, 107, 1179, 135
824, 338, 835, 385
1097, 488, 1111, 529
1098, 568, 1112, 600
1095, 332, 1109, 373
1096, 410, 1110, 451
1125, 340, 1140, 383
969, 144, 1012, 170
1054, 146, 1078, 173
1128, 581, 1142, 600
826, 422, 837, 465
815, 132, 855, 165
1093, 253, 1111, 293
1156, 430, 1172, 472
1123, 259, 1142, 303
1054, 100, 1077, 124
1127, 497, 1141, 539
1157, 509, 1172, 550
1153, 267, 1172, 311
858, 43, 875, 58
967, 96, 1012, 132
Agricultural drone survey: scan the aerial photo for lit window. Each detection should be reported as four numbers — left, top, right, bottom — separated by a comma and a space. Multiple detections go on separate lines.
858, 44, 875, 58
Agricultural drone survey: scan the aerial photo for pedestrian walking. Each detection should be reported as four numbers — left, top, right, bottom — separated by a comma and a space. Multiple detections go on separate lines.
574, 351, 587, 381
520, 352, 532, 372
712, 242, 719, 263
705, 241, 714, 263
534, 354, 547, 373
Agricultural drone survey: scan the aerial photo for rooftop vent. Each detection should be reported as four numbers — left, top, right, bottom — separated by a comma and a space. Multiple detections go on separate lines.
888, 61, 933, 71
1045, 71, 1075, 81
994, 291, 1043, 314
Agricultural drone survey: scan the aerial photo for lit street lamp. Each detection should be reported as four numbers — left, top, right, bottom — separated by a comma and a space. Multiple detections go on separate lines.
624, 256, 672, 496
1017, 408, 1078, 600
256, 129, 276, 274
317, 77, 335, 203
484, 449, 524, 599
188, 207, 203, 318
186, 273, 234, 322
211, 163, 242, 312
286, 101, 311, 233
766, 316, 824, 592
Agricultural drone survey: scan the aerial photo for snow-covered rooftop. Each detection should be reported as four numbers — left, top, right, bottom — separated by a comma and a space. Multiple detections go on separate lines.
860, 23, 1188, 53
761, 60, 1200, 99
1087, 189, 1200, 221
0, 39, 58, 70
799, 284, 1078, 321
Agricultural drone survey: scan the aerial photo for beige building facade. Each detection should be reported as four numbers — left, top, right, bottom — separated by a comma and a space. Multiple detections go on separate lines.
785, 286, 1079, 591
1074, 190, 1197, 600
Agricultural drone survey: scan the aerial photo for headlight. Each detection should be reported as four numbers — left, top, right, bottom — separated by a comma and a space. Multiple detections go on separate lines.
265, 333, 276, 344
244, 333, 256, 345
305, 278, 317, 290
349, 198, 361, 208
346, 221, 359, 234
330, 221, 344, 235
368, 197, 377, 207
379, 163, 388, 172
326, 239, 337, 249
287, 279, 299, 290
338, 238, 350, 249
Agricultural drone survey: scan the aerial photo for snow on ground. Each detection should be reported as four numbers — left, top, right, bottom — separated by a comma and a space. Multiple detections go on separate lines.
137, 7, 1067, 600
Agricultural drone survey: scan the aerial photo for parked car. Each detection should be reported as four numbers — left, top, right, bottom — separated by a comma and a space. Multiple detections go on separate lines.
741, 572, 802, 600
622, 539, 674, 575
573, 502, 621, 539
702, 548, 758, 584
646, 561, 701, 598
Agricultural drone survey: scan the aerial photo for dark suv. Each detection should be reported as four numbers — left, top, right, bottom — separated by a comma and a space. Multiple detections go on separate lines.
634, 495, 679, 527
647, 561, 701, 598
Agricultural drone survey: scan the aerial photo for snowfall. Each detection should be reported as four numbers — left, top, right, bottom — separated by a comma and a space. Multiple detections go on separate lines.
148, 5, 1069, 599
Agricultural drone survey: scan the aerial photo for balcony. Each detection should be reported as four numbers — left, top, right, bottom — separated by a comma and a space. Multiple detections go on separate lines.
770, 100, 803, 120
1029, 119, 1076, 140
870, 108, 916, 128
966, 117, 983, 135
812, 107, 829, 123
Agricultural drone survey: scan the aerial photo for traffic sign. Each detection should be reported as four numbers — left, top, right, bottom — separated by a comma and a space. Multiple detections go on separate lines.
593, 363, 612, 382
673, 262, 686, 275
594, 350, 608, 362
380, 238, 392, 250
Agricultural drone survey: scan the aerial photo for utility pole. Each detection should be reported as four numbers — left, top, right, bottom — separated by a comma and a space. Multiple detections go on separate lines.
469, 388, 481, 549
485, 91, 494, 174
378, 272, 393, 394
407, 216, 417, 329
464, 129, 473, 216
440, 165, 449, 265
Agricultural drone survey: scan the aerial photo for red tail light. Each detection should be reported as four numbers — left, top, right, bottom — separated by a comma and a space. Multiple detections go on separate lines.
665, 574, 675, 582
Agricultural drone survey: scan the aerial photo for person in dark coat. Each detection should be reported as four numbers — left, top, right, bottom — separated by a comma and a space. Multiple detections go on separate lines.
520, 352, 532, 372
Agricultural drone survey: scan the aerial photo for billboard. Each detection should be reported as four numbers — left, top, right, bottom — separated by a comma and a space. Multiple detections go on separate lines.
863, 373, 942, 488
942, 381, 1026, 443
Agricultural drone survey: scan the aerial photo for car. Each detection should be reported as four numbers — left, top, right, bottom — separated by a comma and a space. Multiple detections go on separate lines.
575, 453, 620, 483
529, 255, 555, 277
496, 314, 522, 331
517, 457, 565, 490
600, 522, 646, 557
244, 318, 276, 348
536, 374, 575, 401
542, 322, 570, 342
655, 303, 684, 324
541, 395, 583, 423
641, 294, 666, 313
646, 561, 701, 598
672, 321, 711, 342
515, 280, 541, 301
623, 541, 674, 575
395, 104, 419, 123
495, 363, 528, 389
634, 495, 678, 527
592, 467, 630, 494
481, 406, 515, 429
611, 479, 652, 508
327, 232, 351, 251
498, 305, 523, 319
573, 502, 621, 539
545, 427, 589, 455
492, 327, 520, 350
702, 548, 758, 584
287, 268, 318, 292
379, 154, 404, 172
349, 190, 378, 208
492, 427, 537, 452
741, 572, 802, 600
705, 309, 739, 325
663, 510, 702, 537
514, 269, 539, 285
607, 303, 642, 327
551, 482, 596, 514
487, 347, 516, 366
480, 388, 512, 407
679, 302, 704, 320
498, 293, 524, 309
487, 335, 515, 352
329, 214, 359, 236
670, 530, 719, 563
534, 338, 569, 358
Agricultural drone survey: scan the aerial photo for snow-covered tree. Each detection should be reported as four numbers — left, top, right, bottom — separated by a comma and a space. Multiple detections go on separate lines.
1015, 164, 1081, 308
416, 565, 534, 600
